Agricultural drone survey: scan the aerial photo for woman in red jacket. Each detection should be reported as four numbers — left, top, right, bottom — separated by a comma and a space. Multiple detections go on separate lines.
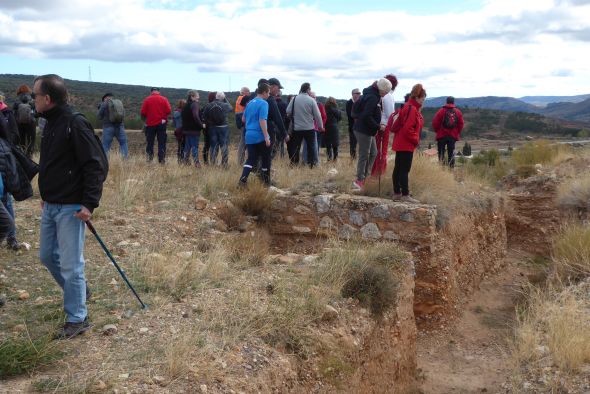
388, 83, 426, 203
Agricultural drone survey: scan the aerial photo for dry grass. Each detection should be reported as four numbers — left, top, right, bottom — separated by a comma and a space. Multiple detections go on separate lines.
557, 173, 590, 211
511, 283, 590, 377
552, 224, 590, 281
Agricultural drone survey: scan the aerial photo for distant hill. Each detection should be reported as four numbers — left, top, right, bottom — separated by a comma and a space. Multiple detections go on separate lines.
519, 94, 590, 107
424, 96, 541, 113
541, 97, 590, 124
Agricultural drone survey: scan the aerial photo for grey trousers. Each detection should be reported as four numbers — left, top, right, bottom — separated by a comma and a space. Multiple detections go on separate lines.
354, 130, 377, 181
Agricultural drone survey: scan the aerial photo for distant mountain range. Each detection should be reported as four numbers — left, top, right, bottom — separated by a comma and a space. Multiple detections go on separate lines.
424, 95, 590, 124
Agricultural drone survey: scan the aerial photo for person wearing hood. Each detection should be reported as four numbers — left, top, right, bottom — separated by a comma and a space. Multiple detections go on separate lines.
388, 83, 427, 203
432, 96, 464, 168
351, 78, 392, 191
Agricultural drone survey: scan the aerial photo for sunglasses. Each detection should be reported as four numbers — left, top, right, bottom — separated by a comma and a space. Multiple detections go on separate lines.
31, 92, 44, 99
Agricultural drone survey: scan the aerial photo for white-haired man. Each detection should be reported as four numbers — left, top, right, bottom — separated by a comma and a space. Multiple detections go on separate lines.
203, 91, 232, 167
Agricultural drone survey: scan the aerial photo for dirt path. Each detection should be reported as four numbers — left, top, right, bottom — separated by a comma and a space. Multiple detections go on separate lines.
417, 253, 536, 394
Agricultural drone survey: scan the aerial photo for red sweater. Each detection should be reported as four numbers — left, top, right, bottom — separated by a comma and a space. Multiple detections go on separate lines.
140, 92, 172, 127
389, 98, 424, 152
432, 104, 464, 141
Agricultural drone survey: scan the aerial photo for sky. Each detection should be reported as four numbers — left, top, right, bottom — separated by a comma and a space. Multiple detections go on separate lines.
1, 0, 590, 100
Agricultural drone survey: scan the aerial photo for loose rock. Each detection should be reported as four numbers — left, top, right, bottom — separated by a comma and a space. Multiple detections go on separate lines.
102, 324, 118, 335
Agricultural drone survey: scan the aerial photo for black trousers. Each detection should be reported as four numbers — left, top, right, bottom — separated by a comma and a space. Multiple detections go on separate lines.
0, 199, 14, 242
348, 127, 357, 159
240, 142, 271, 185
392, 151, 414, 196
437, 136, 456, 167
288, 129, 316, 167
18, 122, 36, 158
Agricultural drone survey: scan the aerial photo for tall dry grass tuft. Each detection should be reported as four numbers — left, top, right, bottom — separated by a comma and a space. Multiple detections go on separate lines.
557, 173, 590, 211
552, 224, 590, 281
510, 283, 590, 380
233, 180, 275, 217
225, 227, 271, 267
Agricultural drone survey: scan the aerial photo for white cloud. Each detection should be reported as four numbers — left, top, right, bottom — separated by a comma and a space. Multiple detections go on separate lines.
1, 0, 589, 96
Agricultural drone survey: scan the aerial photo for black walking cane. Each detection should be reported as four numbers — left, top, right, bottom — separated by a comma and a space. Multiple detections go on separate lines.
85, 220, 147, 309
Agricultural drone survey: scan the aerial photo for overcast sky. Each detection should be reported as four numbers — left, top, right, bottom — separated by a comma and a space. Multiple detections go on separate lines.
1, 0, 589, 100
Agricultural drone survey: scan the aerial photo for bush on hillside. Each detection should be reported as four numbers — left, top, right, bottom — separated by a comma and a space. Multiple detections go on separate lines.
557, 174, 590, 212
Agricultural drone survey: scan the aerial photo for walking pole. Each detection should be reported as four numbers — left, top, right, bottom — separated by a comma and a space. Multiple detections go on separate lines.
85, 220, 147, 309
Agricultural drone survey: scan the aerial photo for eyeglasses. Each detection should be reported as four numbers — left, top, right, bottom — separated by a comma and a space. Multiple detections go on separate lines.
353, 92, 361, 95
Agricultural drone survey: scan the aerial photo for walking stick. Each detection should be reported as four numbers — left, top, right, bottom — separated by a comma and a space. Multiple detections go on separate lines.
85, 220, 147, 309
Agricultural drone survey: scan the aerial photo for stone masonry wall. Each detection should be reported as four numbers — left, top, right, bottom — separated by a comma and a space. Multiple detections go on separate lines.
269, 192, 507, 326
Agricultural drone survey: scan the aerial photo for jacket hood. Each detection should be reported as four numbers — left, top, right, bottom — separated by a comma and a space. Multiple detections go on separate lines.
362, 85, 379, 98
408, 98, 423, 110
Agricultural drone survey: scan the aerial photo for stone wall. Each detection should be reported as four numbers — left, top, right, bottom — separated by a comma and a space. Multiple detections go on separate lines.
269, 192, 507, 325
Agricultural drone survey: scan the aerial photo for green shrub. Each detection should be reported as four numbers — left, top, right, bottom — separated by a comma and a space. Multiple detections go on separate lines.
511, 140, 560, 166
0, 334, 62, 378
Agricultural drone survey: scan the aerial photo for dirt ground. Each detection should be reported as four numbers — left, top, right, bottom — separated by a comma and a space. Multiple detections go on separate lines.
417, 252, 537, 394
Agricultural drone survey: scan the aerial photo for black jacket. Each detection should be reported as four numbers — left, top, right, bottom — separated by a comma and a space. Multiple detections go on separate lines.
353, 85, 382, 137
181, 101, 203, 135
346, 99, 354, 133
324, 105, 342, 145
38, 105, 104, 211
266, 96, 287, 141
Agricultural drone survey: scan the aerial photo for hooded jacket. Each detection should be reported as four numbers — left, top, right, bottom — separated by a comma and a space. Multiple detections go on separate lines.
432, 104, 464, 141
389, 98, 424, 152
353, 84, 382, 137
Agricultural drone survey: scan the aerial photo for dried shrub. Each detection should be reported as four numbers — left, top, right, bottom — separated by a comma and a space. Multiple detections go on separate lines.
216, 201, 245, 231
552, 224, 590, 281
557, 173, 590, 211
341, 264, 399, 316
233, 181, 275, 218
227, 227, 271, 267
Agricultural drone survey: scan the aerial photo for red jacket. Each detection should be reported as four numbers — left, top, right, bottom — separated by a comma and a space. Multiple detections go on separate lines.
140, 92, 172, 127
432, 104, 464, 141
389, 98, 424, 152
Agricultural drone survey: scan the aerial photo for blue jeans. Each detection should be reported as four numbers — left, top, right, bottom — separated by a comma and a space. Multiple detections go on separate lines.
1, 193, 16, 242
102, 124, 129, 159
183, 135, 200, 163
209, 125, 230, 166
39, 203, 87, 323
145, 124, 167, 163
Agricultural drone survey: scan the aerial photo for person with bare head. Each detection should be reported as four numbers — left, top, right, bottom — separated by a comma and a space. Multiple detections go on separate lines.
173, 99, 186, 163
286, 82, 324, 167
351, 77, 392, 191
323, 97, 342, 161
203, 91, 232, 167
346, 88, 361, 159
235, 86, 250, 165
34, 74, 108, 339
13, 84, 36, 157
389, 83, 427, 203
239, 83, 272, 186
181, 90, 204, 167
140, 87, 171, 164
432, 96, 464, 168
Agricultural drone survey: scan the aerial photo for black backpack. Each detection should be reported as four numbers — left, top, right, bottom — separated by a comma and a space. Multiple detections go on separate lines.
67, 113, 109, 182
206, 101, 226, 126
442, 108, 458, 129
0, 110, 20, 145
16, 102, 35, 124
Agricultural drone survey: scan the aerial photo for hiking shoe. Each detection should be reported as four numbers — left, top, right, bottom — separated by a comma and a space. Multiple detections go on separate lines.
7, 238, 20, 251
392, 193, 402, 201
54, 317, 91, 340
400, 195, 420, 203
351, 180, 364, 191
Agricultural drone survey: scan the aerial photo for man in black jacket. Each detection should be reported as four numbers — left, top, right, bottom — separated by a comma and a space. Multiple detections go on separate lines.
34, 74, 107, 339
346, 88, 361, 160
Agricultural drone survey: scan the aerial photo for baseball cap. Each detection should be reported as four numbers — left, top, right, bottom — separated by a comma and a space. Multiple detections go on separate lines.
268, 78, 284, 89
